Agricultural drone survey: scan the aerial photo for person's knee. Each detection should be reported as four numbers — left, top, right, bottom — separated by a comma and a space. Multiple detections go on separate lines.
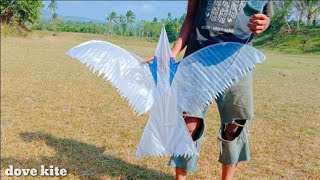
185, 117, 200, 134
222, 119, 247, 141
184, 116, 203, 140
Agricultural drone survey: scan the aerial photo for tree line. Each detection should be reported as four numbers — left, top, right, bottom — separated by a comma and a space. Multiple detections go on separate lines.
270, 1, 319, 32
1, 0, 319, 42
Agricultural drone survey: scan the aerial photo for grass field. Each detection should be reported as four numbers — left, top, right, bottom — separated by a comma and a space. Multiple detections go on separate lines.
1, 31, 320, 179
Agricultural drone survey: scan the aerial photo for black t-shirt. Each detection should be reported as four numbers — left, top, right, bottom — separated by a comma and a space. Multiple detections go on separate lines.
185, 0, 274, 57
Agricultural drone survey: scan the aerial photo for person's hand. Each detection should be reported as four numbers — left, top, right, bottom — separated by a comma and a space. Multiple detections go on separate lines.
143, 56, 154, 64
142, 53, 178, 64
248, 14, 270, 34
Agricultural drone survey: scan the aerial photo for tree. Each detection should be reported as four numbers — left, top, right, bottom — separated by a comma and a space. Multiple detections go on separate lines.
295, 1, 307, 29
125, 10, 135, 25
0, 0, 14, 24
179, 13, 186, 24
305, 0, 320, 26
106, 11, 117, 23
118, 15, 127, 35
135, 20, 145, 38
271, 1, 294, 33
1, 0, 44, 26
141, 20, 160, 38
125, 10, 135, 36
167, 12, 172, 21
106, 11, 117, 35
52, 13, 59, 22
47, 0, 58, 22
312, 9, 319, 26
152, 17, 158, 23
165, 19, 179, 42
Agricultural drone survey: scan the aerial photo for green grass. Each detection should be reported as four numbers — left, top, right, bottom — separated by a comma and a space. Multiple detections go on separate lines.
1, 31, 320, 179
253, 29, 320, 55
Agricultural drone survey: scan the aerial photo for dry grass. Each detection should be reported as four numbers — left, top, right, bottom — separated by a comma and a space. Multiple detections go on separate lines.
1, 31, 319, 179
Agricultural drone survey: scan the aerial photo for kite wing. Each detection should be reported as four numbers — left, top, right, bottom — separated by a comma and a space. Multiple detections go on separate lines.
172, 42, 266, 116
67, 40, 154, 115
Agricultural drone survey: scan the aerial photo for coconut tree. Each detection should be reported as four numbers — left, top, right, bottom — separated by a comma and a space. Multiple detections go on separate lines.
119, 15, 127, 35
125, 10, 135, 36
305, 0, 320, 26
295, 1, 307, 29
312, 9, 319, 26
167, 12, 172, 21
47, 0, 58, 22
125, 10, 135, 25
106, 11, 117, 35
106, 11, 117, 23
152, 17, 158, 23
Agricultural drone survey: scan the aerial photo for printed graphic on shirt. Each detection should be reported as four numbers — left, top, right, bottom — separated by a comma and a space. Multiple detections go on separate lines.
203, 0, 246, 33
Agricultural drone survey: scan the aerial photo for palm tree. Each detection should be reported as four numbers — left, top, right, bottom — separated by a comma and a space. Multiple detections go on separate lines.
119, 15, 127, 35
305, 0, 320, 26
152, 17, 158, 23
106, 11, 117, 35
47, 0, 58, 22
125, 10, 135, 25
312, 9, 319, 26
52, 13, 58, 22
295, 1, 307, 29
106, 11, 117, 23
179, 13, 186, 24
125, 10, 136, 36
167, 12, 172, 21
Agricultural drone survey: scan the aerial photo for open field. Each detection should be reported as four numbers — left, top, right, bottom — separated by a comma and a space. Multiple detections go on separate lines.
1, 31, 320, 179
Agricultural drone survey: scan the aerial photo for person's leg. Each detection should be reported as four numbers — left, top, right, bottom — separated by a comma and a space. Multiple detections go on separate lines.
175, 116, 202, 180
216, 71, 254, 179
176, 166, 187, 180
222, 164, 236, 180
168, 110, 207, 180
221, 120, 246, 180
185, 116, 203, 140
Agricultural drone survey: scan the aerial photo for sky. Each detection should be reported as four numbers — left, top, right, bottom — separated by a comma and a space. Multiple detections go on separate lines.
42, 1, 188, 22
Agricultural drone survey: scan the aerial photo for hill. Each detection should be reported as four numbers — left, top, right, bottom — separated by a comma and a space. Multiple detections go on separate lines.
40, 9, 105, 24
253, 28, 320, 55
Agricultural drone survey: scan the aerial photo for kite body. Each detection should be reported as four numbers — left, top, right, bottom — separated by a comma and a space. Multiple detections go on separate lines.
136, 87, 197, 157
67, 27, 266, 157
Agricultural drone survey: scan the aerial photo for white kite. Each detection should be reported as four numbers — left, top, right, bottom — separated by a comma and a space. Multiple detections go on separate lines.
67, 27, 266, 158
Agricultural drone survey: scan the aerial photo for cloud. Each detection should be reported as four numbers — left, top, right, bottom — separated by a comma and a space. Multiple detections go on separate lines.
141, 3, 155, 12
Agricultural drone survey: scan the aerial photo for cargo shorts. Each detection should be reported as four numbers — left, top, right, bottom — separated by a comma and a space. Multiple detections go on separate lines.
168, 71, 254, 172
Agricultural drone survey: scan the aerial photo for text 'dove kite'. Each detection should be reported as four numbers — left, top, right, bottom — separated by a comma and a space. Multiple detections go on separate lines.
67, 27, 266, 158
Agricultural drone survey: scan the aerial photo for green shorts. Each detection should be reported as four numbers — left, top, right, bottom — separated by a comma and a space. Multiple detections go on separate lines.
168, 71, 254, 172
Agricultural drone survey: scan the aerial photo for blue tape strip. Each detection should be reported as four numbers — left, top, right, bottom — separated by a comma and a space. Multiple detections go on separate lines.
170, 57, 180, 85
148, 56, 158, 85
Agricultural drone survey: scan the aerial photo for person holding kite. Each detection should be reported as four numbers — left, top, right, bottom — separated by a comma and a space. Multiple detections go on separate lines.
68, 1, 273, 180
144, 0, 273, 179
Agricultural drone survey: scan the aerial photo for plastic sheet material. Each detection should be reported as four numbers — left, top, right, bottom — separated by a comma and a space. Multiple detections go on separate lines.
67, 26, 266, 158
67, 40, 154, 115
136, 27, 197, 157
172, 42, 266, 117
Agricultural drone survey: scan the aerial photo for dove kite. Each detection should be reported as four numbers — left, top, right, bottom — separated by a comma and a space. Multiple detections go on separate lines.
67, 27, 266, 158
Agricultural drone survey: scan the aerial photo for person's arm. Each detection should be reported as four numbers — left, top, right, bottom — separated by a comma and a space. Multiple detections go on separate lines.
143, 0, 197, 63
171, 0, 197, 59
